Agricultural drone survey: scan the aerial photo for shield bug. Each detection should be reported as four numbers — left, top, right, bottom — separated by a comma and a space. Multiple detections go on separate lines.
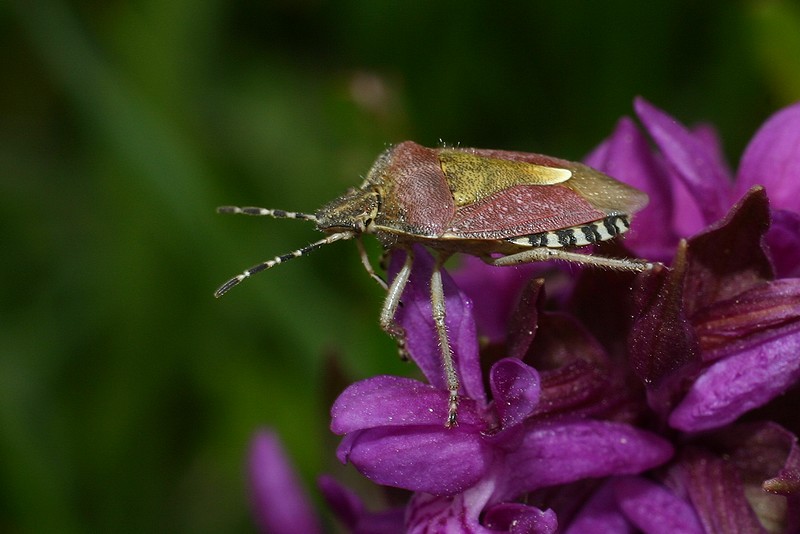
216, 141, 653, 427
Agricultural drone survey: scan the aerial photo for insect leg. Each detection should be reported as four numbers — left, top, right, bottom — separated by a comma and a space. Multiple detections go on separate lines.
379, 247, 413, 357
430, 252, 459, 428
487, 248, 655, 272
355, 237, 388, 290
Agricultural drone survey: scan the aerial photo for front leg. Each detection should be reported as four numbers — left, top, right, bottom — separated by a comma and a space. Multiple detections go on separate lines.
355, 237, 388, 290
379, 247, 413, 359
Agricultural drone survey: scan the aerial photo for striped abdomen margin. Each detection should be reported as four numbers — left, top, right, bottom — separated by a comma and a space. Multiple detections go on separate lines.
507, 214, 631, 248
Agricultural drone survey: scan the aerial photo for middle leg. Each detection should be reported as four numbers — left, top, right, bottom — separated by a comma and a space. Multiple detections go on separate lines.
430, 252, 459, 427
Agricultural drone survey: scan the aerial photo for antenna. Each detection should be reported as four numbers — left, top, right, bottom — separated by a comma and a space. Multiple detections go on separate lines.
217, 205, 318, 222
214, 233, 352, 297
214, 205, 353, 297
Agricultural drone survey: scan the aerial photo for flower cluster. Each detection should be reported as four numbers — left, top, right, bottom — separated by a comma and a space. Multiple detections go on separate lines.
249, 98, 800, 533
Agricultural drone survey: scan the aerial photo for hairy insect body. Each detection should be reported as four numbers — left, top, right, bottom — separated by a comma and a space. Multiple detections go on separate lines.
324, 142, 646, 245
217, 141, 653, 427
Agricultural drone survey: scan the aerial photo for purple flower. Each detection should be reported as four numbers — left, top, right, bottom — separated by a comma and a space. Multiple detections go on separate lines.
587, 98, 800, 278
565, 422, 800, 533
565, 99, 800, 530
317, 476, 405, 533
249, 98, 800, 532
591, 99, 800, 434
248, 430, 323, 534
249, 429, 405, 534
330, 246, 673, 532
629, 187, 800, 433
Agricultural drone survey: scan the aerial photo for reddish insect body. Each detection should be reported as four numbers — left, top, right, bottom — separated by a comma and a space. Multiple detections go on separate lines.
216, 141, 652, 426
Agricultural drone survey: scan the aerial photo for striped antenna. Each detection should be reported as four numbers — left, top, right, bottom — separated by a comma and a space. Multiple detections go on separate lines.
217, 205, 318, 222
214, 232, 352, 298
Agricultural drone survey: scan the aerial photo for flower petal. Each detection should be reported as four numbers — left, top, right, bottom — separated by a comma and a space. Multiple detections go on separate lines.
760, 426, 800, 496
586, 116, 679, 260
483, 503, 558, 534
766, 208, 800, 278
674, 447, 765, 533
406, 478, 495, 533
330, 375, 484, 434
499, 420, 673, 499
630, 254, 701, 419
522, 308, 627, 420
565, 480, 633, 534
248, 430, 322, 534
489, 359, 540, 429
454, 255, 543, 345
703, 422, 800, 498
692, 278, 800, 355
505, 277, 545, 360
634, 97, 731, 225
317, 475, 362, 530
692, 123, 733, 181
526, 309, 609, 371
736, 100, 800, 212
534, 360, 621, 420
673, 423, 800, 529
669, 321, 800, 432
613, 476, 703, 534
317, 475, 405, 533
339, 425, 490, 495
683, 186, 773, 313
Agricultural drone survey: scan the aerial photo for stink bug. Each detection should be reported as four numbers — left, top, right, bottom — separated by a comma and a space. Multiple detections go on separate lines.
216, 141, 653, 427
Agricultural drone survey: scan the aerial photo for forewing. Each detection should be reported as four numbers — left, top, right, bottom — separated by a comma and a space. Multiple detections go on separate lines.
444, 184, 606, 239
440, 148, 648, 239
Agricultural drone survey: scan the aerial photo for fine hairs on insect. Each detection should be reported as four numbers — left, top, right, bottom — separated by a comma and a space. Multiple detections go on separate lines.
216, 141, 654, 427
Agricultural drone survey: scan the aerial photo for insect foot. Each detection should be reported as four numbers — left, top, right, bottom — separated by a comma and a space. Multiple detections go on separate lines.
216, 141, 652, 427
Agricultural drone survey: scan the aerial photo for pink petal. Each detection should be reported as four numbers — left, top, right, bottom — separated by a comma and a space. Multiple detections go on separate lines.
317, 475, 405, 533
634, 97, 732, 225
330, 375, 484, 434
341, 426, 490, 495
614, 476, 703, 533
483, 503, 558, 533
500, 420, 673, 498
669, 322, 800, 432
406, 480, 495, 533
586, 116, 680, 260
453, 255, 542, 344
766, 209, 800, 278
248, 430, 322, 534
489, 358, 540, 429
737, 100, 800, 212
565, 480, 633, 534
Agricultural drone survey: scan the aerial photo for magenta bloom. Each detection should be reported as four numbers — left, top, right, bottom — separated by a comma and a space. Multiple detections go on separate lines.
586, 97, 800, 278
331, 246, 673, 532
249, 99, 800, 532
249, 429, 407, 533
585, 98, 800, 434
566, 99, 800, 529
630, 188, 800, 433
248, 430, 323, 534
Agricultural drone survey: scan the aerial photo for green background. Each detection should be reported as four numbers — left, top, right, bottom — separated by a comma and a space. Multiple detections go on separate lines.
2, 0, 799, 531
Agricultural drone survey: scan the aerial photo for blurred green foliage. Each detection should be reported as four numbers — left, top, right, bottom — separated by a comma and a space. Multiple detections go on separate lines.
1, 0, 798, 531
